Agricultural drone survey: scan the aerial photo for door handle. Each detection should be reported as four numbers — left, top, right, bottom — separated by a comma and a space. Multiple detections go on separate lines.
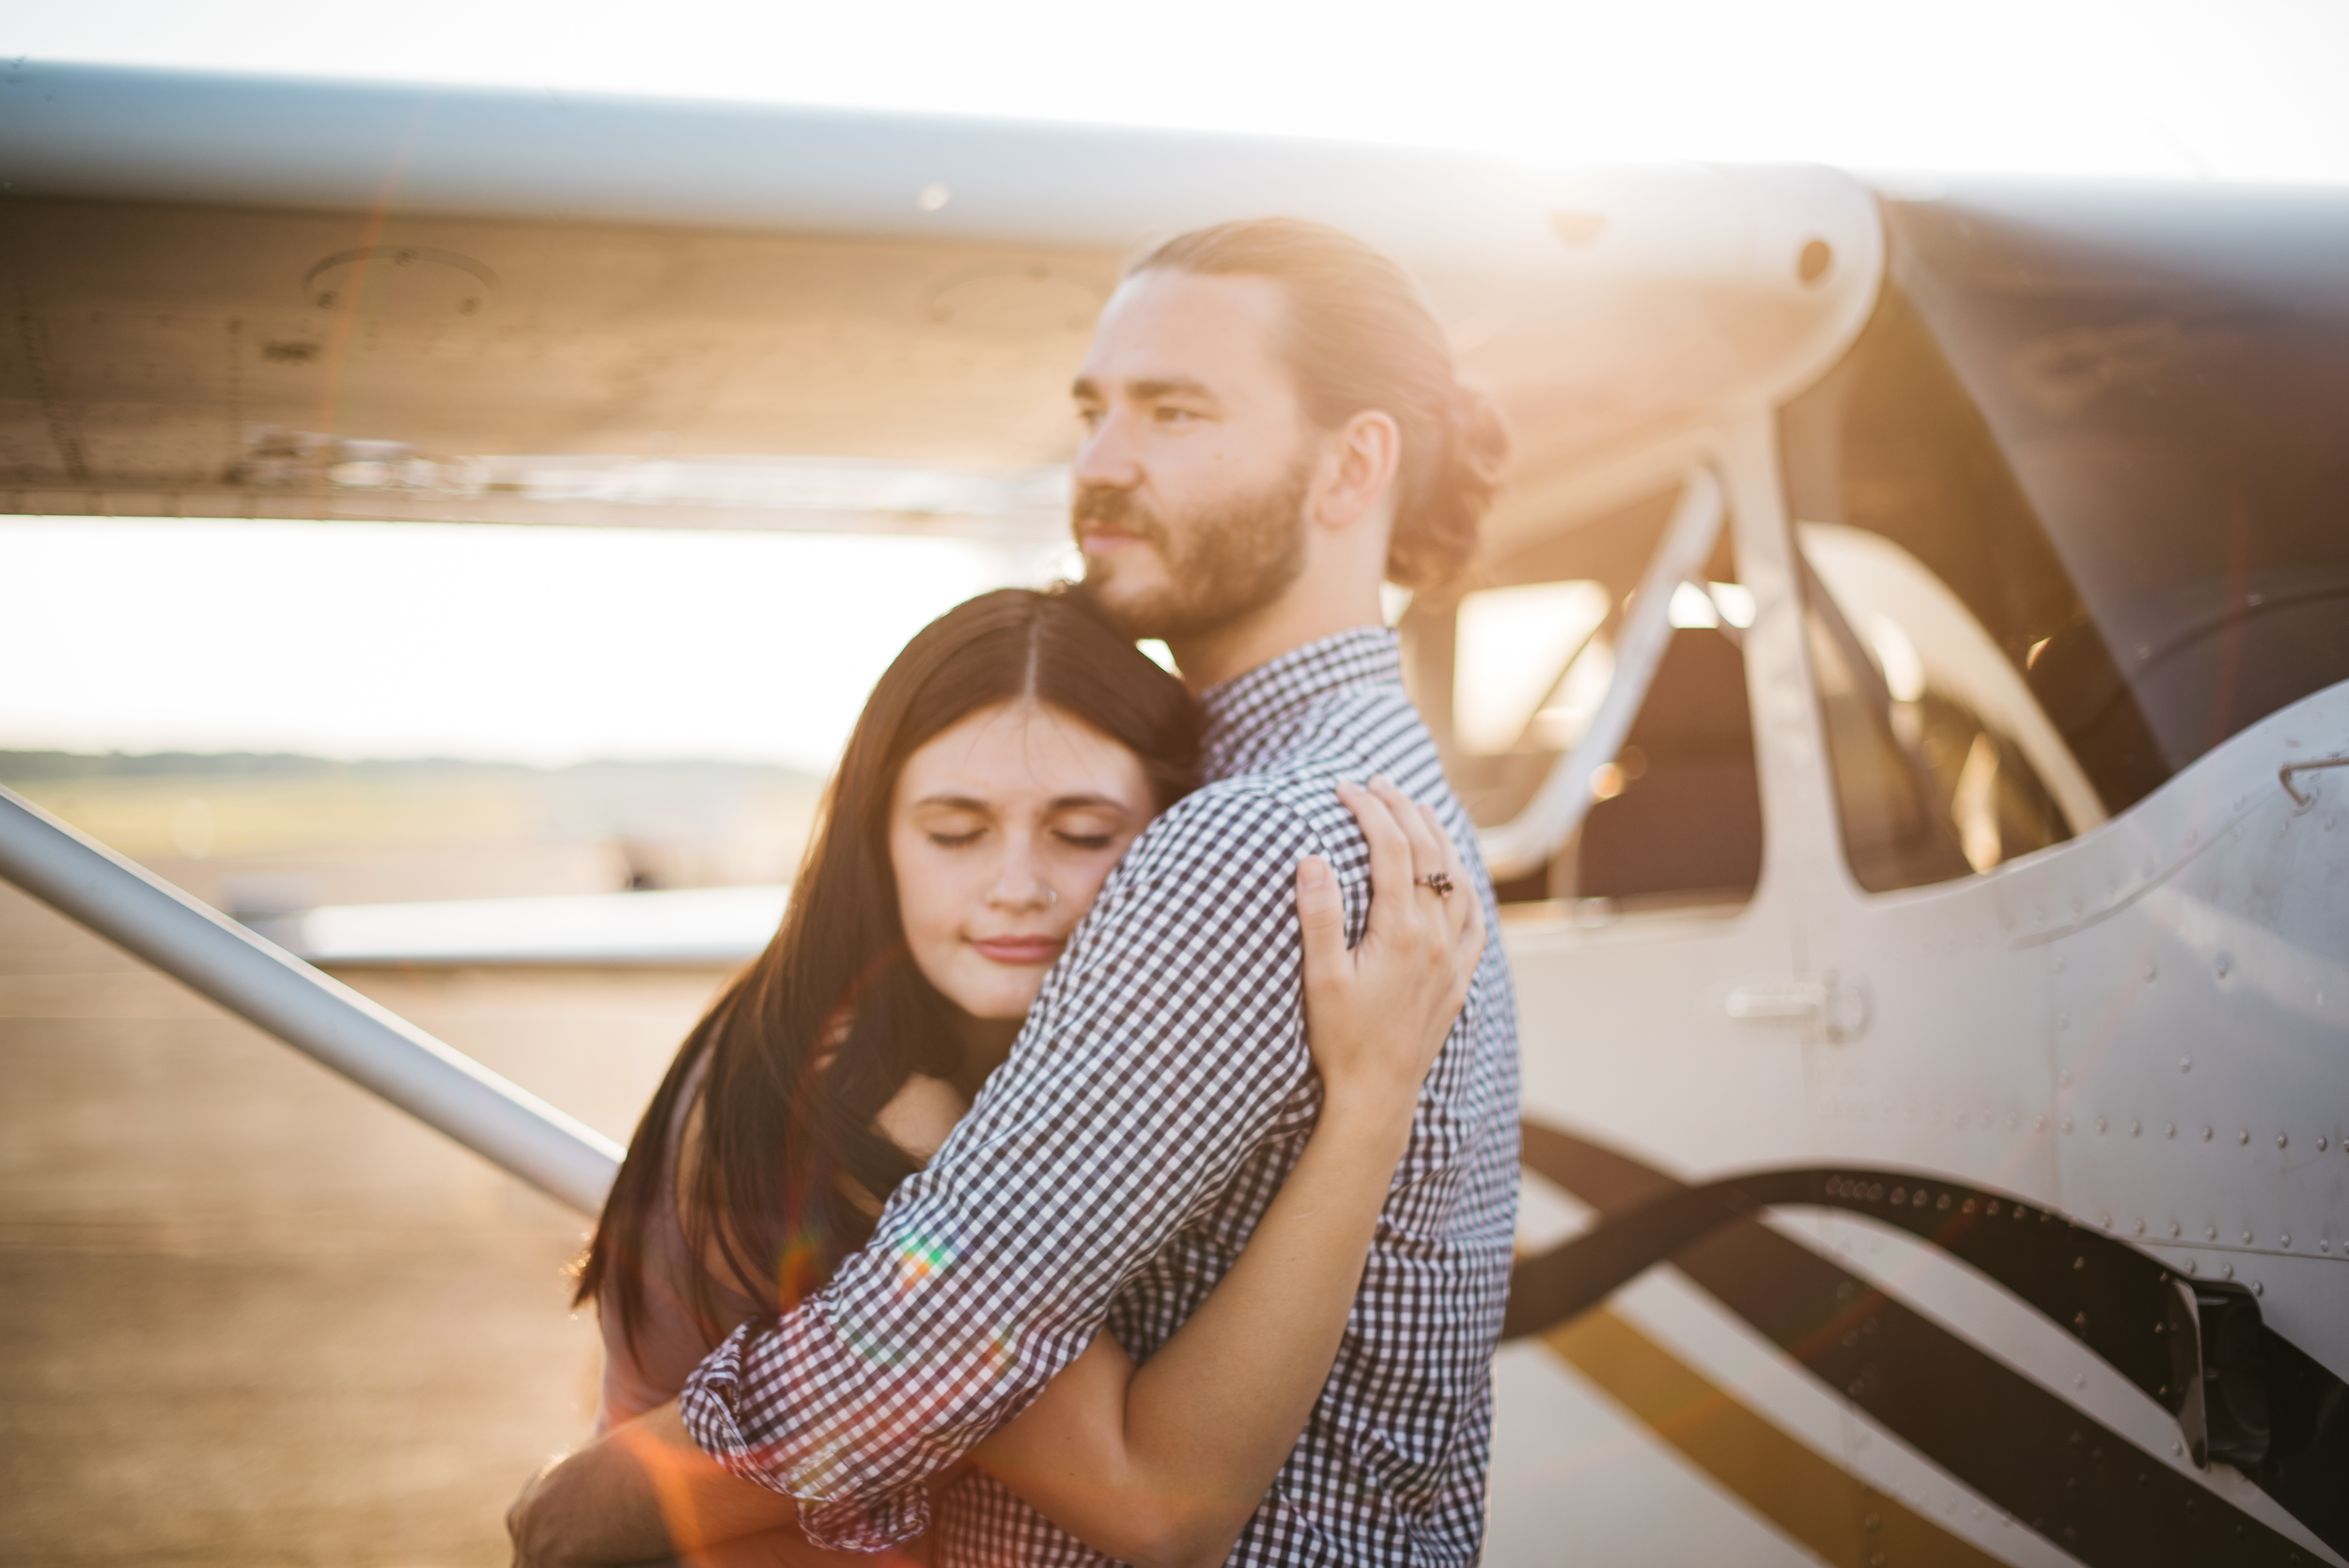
1728, 973, 1872, 1041
1726, 983, 1826, 1021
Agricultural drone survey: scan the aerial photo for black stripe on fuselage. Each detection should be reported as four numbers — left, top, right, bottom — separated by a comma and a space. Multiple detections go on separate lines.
1507, 1123, 2344, 1564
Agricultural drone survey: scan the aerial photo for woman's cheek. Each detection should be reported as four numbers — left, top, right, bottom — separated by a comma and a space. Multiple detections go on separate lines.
1070, 845, 1129, 908
895, 845, 963, 987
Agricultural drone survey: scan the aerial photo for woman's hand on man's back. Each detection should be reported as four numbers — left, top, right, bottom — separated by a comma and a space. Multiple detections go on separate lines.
1295, 777, 1485, 1126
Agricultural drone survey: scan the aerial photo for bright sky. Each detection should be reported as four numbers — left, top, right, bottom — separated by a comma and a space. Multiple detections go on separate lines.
4, 0, 2343, 766
8, 0, 2345, 184
2, 520, 1021, 769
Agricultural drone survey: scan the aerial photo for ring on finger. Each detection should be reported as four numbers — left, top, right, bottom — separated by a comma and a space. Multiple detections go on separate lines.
1415, 871, 1455, 898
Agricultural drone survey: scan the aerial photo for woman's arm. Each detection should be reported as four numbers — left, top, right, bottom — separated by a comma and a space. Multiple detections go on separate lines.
508, 1403, 959, 1567
967, 777, 1484, 1568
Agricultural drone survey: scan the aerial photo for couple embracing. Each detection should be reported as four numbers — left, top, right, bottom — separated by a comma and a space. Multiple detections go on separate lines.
509, 218, 1522, 1568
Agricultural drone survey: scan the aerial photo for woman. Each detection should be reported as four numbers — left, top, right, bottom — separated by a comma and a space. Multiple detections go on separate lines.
534, 586, 1481, 1568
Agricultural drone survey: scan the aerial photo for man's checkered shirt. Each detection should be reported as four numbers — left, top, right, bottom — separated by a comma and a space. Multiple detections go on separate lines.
681, 628, 1522, 1566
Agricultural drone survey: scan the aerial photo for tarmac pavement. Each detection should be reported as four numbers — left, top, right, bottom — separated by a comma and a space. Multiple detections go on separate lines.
0, 876, 724, 1567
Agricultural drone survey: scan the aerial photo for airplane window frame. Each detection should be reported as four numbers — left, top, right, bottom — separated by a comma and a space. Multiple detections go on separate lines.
1421, 469, 1765, 913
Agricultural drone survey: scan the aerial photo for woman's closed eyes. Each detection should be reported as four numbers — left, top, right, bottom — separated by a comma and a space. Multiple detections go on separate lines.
923, 826, 1119, 852
910, 800, 1136, 857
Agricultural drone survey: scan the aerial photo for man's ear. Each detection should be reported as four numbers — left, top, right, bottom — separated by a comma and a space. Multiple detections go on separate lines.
1309, 410, 1402, 535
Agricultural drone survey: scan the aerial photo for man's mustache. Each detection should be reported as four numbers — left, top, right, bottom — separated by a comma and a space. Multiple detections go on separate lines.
1071, 485, 1167, 547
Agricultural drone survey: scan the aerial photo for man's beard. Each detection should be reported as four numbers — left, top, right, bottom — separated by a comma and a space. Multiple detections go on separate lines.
1072, 458, 1312, 643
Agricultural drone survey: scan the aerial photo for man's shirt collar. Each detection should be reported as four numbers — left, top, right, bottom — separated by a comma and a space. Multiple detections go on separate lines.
1199, 626, 1405, 780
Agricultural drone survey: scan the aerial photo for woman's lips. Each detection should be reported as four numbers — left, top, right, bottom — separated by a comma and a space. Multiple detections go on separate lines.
969, 935, 1066, 966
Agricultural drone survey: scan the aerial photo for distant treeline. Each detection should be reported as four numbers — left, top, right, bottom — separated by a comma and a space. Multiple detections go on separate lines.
0, 752, 822, 785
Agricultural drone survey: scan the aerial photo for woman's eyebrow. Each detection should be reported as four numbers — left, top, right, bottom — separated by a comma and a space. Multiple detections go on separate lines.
908, 794, 993, 813
1049, 793, 1132, 813
910, 791, 1130, 813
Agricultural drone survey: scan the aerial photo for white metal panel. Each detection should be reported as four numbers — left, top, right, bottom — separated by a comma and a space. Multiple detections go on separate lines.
1486, 1340, 1825, 1568
2029, 682, 2349, 1380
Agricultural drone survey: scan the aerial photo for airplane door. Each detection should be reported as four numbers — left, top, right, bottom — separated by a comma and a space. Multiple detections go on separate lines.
1467, 458, 1844, 1565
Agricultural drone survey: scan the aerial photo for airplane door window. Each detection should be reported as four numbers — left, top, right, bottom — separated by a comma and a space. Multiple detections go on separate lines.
1784, 184, 2349, 826
1796, 523, 2089, 892
1411, 485, 1762, 909
1781, 225, 2139, 892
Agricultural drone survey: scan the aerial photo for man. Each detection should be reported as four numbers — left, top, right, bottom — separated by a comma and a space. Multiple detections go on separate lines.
512, 218, 1520, 1566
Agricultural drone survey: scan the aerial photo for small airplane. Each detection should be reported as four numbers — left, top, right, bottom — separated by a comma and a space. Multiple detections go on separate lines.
3, 60, 2343, 1567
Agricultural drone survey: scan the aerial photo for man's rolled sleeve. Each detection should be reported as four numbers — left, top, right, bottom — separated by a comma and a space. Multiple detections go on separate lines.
680, 1324, 934, 1550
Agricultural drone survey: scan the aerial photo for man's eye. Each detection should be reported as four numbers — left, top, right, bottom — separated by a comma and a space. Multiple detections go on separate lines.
1153, 407, 1197, 424
927, 830, 984, 848
1056, 831, 1114, 851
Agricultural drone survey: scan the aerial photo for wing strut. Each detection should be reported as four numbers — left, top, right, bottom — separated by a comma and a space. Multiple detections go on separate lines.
0, 784, 622, 1216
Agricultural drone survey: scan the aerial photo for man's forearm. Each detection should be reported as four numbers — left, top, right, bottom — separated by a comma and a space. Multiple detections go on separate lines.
509, 1403, 803, 1568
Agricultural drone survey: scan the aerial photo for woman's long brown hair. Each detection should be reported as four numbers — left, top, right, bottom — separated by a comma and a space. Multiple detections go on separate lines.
576, 586, 1202, 1352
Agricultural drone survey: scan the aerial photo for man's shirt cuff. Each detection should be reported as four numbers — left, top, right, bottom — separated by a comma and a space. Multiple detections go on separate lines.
678, 1322, 934, 1551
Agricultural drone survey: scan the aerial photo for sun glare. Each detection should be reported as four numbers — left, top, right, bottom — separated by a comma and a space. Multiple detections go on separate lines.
5, 0, 2344, 185
0, 518, 1019, 768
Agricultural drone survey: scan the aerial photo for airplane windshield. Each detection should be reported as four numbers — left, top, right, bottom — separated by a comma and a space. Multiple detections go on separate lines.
1783, 184, 2349, 821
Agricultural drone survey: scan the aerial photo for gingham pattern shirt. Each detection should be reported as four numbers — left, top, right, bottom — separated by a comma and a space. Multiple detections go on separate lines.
681, 628, 1521, 1566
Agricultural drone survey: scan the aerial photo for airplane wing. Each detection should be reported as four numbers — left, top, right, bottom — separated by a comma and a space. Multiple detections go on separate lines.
1, 61, 1881, 546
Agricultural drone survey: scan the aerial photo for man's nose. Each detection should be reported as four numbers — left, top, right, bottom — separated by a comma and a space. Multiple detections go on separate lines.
1073, 407, 1142, 491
